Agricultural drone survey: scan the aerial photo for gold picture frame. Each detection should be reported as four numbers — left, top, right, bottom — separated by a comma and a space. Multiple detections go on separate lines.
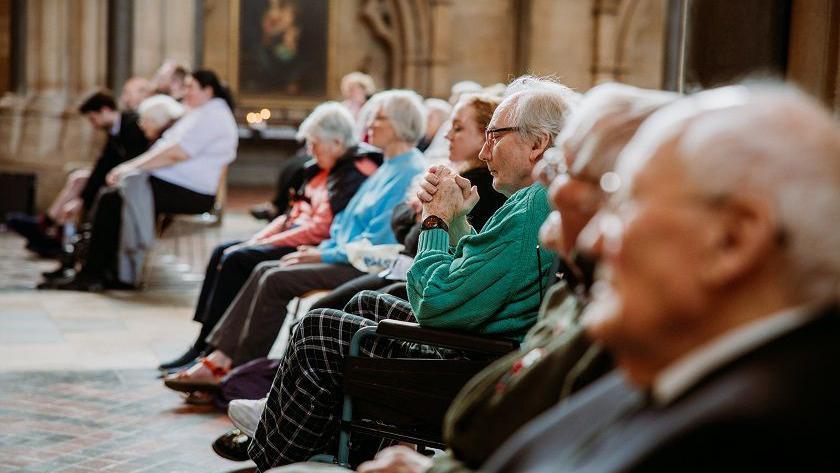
226, 0, 338, 111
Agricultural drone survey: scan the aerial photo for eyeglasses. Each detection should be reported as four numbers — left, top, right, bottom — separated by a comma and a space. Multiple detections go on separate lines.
484, 126, 519, 145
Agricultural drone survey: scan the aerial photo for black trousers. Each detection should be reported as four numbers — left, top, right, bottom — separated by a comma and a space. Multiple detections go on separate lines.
308, 273, 393, 311
192, 240, 295, 352
81, 176, 216, 279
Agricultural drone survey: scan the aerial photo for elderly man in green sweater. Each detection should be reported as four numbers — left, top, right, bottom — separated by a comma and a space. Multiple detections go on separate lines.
246, 77, 578, 470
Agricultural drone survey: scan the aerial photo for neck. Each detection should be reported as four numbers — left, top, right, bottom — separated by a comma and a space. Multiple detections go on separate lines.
622, 276, 797, 388
383, 142, 412, 159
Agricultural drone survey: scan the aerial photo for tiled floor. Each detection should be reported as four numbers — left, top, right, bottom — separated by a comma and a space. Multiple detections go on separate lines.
0, 201, 269, 472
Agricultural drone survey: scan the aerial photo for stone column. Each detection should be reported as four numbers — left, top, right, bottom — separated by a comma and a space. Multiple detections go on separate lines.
133, 0, 196, 77
427, 0, 453, 98
0, 0, 108, 210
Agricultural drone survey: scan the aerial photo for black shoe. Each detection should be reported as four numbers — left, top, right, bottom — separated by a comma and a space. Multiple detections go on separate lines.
42, 266, 76, 280
25, 239, 63, 259
44, 274, 105, 292
249, 203, 276, 222
212, 429, 251, 462
158, 346, 202, 371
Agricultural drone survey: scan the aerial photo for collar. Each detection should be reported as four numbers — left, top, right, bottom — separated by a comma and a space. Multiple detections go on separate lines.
652, 305, 816, 406
109, 113, 122, 136
383, 148, 420, 166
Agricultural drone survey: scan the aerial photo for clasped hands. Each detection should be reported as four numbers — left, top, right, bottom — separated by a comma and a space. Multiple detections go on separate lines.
416, 166, 480, 225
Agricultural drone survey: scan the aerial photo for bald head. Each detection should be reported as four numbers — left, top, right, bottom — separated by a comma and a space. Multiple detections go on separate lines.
120, 77, 152, 111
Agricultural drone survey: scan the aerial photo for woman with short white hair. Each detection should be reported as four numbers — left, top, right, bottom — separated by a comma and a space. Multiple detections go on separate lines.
160, 101, 383, 374
162, 90, 428, 385
136, 94, 185, 141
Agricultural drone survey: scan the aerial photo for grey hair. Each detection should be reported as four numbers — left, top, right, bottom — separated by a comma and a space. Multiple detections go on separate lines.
556, 82, 678, 180
373, 89, 427, 144
624, 84, 840, 304
341, 72, 376, 96
137, 94, 185, 127
424, 98, 452, 121
296, 101, 358, 147
499, 75, 581, 145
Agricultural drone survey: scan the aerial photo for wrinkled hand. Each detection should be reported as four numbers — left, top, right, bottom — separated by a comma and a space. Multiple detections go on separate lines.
279, 247, 321, 267
453, 174, 480, 217
416, 165, 453, 203
357, 446, 433, 473
58, 198, 83, 224
421, 176, 465, 224
106, 164, 134, 187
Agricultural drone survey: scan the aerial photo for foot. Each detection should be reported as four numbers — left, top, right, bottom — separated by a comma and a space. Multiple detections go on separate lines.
212, 429, 251, 462
228, 397, 267, 438
42, 274, 104, 292
163, 355, 230, 393
249, 202, 277, 222
158, 346, 202, 371
42, 266, 76, 280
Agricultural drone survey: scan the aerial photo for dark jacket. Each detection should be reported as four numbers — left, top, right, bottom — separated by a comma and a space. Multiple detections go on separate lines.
483, 304, 840, 473
293, 142, 384, 217
80, 111, 149, 212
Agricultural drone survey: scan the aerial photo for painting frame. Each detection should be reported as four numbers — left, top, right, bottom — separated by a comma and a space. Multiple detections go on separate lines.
226, 0, 338, 110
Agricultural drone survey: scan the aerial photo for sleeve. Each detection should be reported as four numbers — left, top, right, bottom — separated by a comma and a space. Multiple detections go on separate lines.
80, 140, 120, 210
320, 175, 409, 264
171, 112, 220, 159
405, 221, 524, 330
251, 214, 288, 241
259, 200, 333, 248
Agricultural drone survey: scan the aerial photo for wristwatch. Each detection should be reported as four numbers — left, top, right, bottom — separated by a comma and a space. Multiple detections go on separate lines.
421, 215, 449, 233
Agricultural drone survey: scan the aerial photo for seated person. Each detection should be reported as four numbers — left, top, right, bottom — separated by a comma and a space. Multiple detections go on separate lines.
245, 76, 576, 470
49, 69, 238, 291
162, 90, 428, 389
119, 76, 153, 112
159, 102, 381, 372
482, 85, 840, 472
350, 83, 678, 473
8, 92, 148, 259
135, 94, 186, 142
310, 93, 508, 311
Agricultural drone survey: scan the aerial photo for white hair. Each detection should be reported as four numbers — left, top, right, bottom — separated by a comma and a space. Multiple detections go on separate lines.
424, 98, 452, 120
555, 82, 678, 179
624, 84, 840, 304
341, 72, 376, 96
296, 101, 358, 147
498, 75, 581, 145
137, 94, 185, 127
372, 89, 427, 144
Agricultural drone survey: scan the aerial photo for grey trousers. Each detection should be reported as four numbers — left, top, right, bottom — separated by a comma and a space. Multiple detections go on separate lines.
207, 260, 365, 366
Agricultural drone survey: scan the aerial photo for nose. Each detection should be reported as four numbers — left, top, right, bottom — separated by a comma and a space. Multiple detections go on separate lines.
478, 140, 491, 163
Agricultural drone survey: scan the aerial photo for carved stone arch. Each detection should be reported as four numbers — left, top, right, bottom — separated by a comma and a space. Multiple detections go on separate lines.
361, 0, 447, 96
593, 0, 665, 88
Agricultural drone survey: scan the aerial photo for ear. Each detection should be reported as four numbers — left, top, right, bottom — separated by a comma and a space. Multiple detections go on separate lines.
699, 195, 778, 288
529, 133, 552, 165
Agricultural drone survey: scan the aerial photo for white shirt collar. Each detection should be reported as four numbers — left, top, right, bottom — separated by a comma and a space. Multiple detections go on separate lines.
652, 305, 816, 406
109, 113, 122, 136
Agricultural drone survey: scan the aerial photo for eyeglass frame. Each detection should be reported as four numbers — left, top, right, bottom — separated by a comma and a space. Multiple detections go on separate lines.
484, 126, 520, 145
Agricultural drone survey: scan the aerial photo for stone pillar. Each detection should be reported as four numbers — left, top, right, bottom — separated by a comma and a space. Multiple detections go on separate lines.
133, 0, 196, 77
427, 0, 452, 98
0, 0, 108, 210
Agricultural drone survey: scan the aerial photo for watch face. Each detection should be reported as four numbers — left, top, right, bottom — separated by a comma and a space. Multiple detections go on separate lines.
422, 215, 447, 231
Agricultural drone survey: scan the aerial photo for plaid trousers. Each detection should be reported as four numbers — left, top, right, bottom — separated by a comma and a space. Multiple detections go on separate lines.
248, 290, 453, 471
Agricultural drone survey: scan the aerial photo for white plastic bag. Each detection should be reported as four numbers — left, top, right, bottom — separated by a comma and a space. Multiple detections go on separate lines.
345, 239, 405, 274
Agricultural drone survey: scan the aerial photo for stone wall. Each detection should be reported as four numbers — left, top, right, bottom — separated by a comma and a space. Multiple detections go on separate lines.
3, 0, 837, 209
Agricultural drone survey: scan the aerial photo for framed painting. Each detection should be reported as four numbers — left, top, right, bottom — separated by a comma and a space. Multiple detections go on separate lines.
228, 0, 333, 109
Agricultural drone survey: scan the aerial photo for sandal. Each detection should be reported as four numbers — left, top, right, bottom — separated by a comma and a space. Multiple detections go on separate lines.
163, 357, 228, 394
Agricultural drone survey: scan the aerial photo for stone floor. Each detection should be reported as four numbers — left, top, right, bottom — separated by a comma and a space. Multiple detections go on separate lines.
0, 194, 271, 472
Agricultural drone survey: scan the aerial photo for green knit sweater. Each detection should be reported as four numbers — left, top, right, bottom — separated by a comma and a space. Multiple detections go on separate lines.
406, 183, 554, 341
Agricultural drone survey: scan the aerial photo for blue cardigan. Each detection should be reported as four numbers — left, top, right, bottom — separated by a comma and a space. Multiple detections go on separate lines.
319, 148, 426, 264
